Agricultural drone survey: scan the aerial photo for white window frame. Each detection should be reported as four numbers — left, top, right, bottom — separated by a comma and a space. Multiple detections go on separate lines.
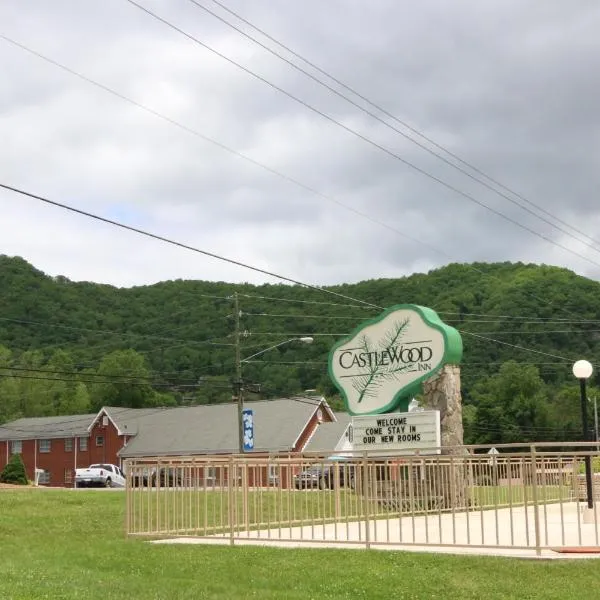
79, 437, 88, 451
64, 438, 73, 452
11, 440, 22, 454
38, 470, 51, 485
39, 440, 51, 453
95, 435, 104, 447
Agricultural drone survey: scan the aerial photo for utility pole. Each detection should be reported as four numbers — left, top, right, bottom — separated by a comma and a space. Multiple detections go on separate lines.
233, 292, 244, 454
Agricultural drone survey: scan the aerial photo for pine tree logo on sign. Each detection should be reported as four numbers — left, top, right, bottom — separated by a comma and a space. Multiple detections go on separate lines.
328, 305, 462, 416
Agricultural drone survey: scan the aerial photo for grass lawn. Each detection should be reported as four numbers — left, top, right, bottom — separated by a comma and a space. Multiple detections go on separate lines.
127, 483, 571, 537
1, 489, 599, 600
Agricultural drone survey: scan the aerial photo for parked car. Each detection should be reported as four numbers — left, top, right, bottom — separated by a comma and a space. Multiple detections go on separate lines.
155, 467, 183, 487
131, 467, 156, 487
75, 464, 126, 488
294, 462, 355, 490
131, 467, 183, 487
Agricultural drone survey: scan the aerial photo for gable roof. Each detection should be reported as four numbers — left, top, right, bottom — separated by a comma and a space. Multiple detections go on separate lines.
0, 413, 96, 441
119, 397, 326, 458
89, 406, 169, 436
303, 412, 351, 453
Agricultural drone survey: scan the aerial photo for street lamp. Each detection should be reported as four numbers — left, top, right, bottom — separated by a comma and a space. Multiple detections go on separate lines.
236, 336, 314, 453
573, 359, 594, 510
241, 337, 314, 363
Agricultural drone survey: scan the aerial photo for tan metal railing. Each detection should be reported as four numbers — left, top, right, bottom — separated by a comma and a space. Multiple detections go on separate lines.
124, 443, 600, 553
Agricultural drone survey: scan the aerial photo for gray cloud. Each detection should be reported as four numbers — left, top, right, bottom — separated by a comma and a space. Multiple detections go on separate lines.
1, 0, 600, 290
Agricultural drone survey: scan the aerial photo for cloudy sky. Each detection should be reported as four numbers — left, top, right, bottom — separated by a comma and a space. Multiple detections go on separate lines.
1, 0, 600, 288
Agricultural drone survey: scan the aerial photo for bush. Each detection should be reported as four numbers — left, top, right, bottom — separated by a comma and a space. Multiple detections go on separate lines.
0, 453, 28, 485
578, 457, 600, 474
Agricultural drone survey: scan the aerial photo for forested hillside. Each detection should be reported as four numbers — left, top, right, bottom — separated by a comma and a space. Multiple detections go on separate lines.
1, 255, 599, 444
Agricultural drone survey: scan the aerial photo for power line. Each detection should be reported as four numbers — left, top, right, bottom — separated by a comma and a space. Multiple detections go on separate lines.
461, 329, 600, 335
0, 365, 201, 384
0, 183, 381, 310
186, 0, 600, 256
460, 331, 575, 363
440, 312, 600, 323
0, 372, 179, 387
0, 405, 179, 434
0, 34, 583, 322
242, 312, 369, 320
241, 310, 600, 327
123, 0, 600, 271
239, 293, 374, 310
0, 315, 234, 347
244, 332, 347, 337
206, 0, 600, 254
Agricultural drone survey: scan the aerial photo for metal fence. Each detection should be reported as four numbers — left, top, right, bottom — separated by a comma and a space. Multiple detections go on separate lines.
125, 443, 600, 554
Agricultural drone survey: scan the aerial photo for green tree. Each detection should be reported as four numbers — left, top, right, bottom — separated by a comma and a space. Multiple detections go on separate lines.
0, 453, 28, 485
0, 344, 20, 424
90, 349, 157, 410
470, 361, 551, 444
548, 383, 598, 442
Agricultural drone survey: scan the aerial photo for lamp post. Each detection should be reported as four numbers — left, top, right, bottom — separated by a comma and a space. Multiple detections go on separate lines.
573, 359, 594, 510
235, 336, 313, 453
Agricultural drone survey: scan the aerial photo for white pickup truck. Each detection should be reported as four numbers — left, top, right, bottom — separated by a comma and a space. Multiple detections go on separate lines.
75, 464, 126, 488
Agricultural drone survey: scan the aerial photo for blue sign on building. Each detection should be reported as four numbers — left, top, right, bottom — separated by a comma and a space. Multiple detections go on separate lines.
242, 409, 254, 451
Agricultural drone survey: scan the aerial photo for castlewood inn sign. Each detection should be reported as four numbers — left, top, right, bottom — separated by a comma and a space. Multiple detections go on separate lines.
328, 305, 462, 416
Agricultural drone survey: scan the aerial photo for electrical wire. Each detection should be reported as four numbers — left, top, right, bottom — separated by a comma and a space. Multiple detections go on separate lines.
0, 34, 584, 321
186, 0, 600, 256
460, 331, 574, 362
123, 0, 600, 271
242, 312, 369, 320
0, 315, 235, 347
461, 329, 600, 335
204, 0, 600, 251
239, 293, 374, 310
0, 365, 200, 384
0, 184, 381, 311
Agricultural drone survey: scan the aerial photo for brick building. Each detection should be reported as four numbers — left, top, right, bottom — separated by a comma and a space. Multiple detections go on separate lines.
0, 397, 337, 487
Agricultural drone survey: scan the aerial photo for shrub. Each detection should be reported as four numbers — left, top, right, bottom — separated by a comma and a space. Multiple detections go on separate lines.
0, 453, 28, 485
578, 457, 600, 474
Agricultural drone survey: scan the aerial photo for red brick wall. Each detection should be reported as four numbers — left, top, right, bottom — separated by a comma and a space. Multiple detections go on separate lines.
87, 419, 123, 467
0, 437, 89, 486
0, 418, 124, 487
292, 405, 334, 453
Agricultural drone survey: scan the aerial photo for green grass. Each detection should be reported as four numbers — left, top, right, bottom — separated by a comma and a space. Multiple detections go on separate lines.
470, 485, 570, 508
127, 484, 572, 536
1, 489, 600, 599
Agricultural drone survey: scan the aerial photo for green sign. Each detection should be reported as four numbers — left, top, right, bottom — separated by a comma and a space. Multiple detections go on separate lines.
328, 304, 462, 416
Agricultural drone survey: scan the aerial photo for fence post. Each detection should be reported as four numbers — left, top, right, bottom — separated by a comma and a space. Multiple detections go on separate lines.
530, 445, 542, 556
228, 455, 235, 546
124, 459, 130, 538
362, 451, 370, 549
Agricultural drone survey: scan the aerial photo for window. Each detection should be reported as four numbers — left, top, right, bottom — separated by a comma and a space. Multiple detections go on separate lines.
79, 437, 88, 451
205, 466, 216, 483
39, 440, 51, 453
64, 438, 73, 452
38, 470, 50, 485
268, 464, 279, 486
11, 440, 22, 455
95, 435, 104, 447
64, 469, 73, 484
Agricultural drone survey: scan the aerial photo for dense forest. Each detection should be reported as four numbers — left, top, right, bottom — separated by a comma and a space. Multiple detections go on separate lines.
1, 255, 599, 444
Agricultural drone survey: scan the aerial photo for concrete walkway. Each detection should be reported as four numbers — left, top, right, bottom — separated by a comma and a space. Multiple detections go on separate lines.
152, 502, 600, 559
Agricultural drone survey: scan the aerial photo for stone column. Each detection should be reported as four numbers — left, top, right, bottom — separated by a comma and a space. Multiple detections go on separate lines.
422, 364, 464, 449
422, 364, 468, 508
